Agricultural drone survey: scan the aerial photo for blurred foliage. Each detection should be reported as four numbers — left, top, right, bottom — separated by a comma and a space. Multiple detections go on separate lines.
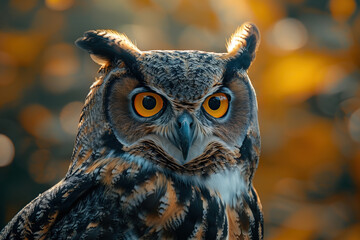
0, 0, 360, 239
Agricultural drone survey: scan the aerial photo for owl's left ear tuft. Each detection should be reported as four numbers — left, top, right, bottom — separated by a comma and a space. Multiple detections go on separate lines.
226, 23, 260, 70
75, 30, 141, 68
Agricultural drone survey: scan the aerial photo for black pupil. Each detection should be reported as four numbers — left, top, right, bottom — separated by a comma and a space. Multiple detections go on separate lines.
209, 96, 221, 110
142, 95, 156, 110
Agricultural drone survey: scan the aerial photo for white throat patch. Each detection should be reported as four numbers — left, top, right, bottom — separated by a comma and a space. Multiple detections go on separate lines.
204, 166, 247, 207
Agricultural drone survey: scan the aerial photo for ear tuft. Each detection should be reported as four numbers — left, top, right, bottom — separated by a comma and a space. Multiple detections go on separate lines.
75, 30, 141, 66
226, 23, 260, 70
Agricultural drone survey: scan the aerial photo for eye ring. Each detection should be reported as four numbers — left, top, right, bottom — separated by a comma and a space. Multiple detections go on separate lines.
202, 93, 229, 118
133, 92, 164, 118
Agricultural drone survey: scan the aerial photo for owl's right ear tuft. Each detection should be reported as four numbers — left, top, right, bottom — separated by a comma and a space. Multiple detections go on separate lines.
225, 23, 260, 70
75, 30, 141, 68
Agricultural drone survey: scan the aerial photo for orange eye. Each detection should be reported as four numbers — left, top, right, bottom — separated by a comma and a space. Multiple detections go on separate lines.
202, 93, 229, 118
133, 92, 164, 117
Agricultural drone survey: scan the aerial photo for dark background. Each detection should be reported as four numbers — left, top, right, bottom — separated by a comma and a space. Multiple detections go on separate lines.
0, 0, 359, 239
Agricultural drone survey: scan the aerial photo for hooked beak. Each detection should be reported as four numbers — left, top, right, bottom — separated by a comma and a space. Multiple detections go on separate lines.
175, 112, 194, 161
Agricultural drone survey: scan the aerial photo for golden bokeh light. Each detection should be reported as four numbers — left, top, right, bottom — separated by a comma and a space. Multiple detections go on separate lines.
41, 43, 79, 94
247, 0, 285, 28
210, 0, 253, 30
267, 18, 308, 51
45, 0, 74, 11
0, 32, 47, 66
19, 104, 54, 139
59, 101, 83, 135
0, 134, 15, 167
329, 0, 357, 21
262, 52, 333, 101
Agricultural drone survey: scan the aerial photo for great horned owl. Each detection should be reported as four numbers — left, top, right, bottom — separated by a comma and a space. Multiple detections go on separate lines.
1, 22, 262, 240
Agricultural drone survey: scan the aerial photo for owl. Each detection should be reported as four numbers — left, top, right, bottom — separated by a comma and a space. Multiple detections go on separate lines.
1, 22, 262, 240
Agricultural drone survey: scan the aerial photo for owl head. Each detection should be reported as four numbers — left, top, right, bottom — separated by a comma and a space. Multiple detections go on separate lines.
73, 23, 260, 181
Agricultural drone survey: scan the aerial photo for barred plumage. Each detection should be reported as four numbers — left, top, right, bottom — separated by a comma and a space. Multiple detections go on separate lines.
1, 22, 263, 239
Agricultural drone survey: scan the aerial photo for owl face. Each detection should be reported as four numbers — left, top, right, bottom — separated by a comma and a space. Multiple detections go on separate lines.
76, 23, 260, 176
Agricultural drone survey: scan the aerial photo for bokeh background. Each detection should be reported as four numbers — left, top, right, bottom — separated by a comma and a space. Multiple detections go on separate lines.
0, 0, 360, 239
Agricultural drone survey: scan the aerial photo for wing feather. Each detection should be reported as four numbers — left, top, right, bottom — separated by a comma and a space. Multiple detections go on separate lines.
0, 170, 98, 240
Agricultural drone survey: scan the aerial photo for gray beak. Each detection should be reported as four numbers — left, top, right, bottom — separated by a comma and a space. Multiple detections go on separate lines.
175, 112, 194, 161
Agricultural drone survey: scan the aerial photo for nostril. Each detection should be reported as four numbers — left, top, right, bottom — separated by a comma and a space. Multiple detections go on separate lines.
176, 112, 193, 129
